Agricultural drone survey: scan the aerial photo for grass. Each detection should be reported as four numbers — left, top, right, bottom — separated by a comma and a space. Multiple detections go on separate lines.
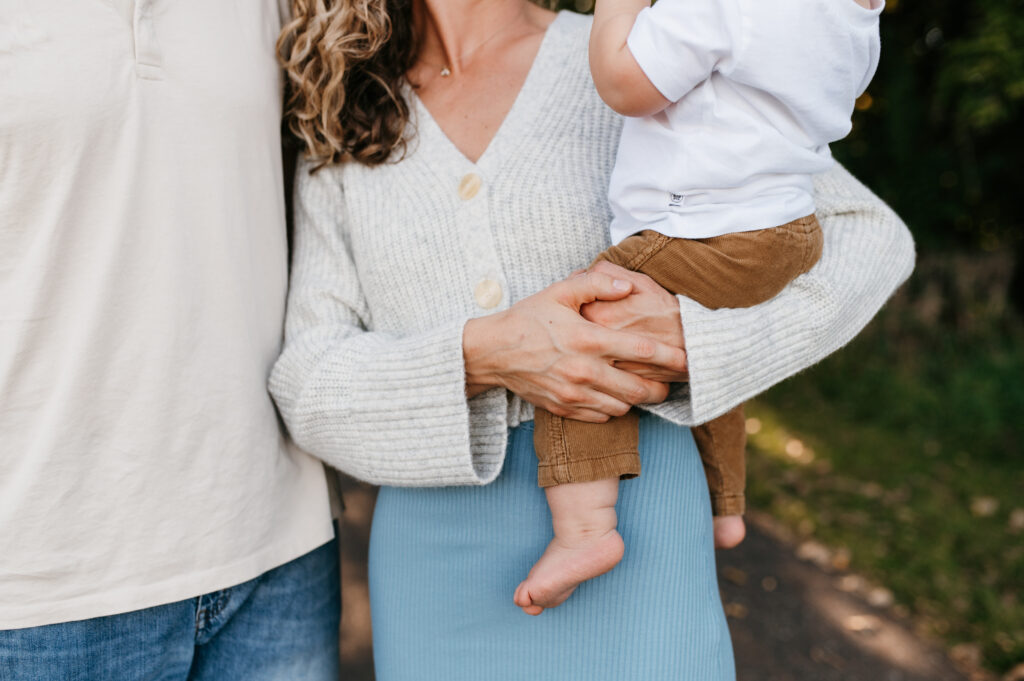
744, 254, 1024, 674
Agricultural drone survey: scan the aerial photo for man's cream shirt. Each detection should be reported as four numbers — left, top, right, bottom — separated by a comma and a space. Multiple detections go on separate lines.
0, 0, 333, 627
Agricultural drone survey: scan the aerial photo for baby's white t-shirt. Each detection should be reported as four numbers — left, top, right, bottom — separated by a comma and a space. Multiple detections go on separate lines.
608, 0, 883, 243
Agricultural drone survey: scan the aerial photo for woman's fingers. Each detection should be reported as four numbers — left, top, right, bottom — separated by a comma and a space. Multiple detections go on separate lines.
613, 360, 690, 383
541, 366, 667, 420
584, 326, 687, 374
542, 381, 635, 421
542, 359, 668, 412
547, 406, 617, 424
579, 361, 669, 406
554, 270, 633, 309
582, 262, 687, 357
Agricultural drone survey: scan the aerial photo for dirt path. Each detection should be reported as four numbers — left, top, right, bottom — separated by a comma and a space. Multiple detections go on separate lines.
335, 481, 968, 681
718, 513, 968, 681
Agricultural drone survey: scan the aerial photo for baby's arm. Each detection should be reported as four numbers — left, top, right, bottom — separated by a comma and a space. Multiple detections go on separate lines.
589, 0, 670, 117
590, 0, 733, 118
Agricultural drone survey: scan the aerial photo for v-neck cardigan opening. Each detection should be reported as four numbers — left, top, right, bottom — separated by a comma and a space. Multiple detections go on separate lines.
405, 11, 573, 182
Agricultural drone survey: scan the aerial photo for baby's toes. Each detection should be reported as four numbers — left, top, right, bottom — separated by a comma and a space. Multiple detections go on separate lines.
513, 581, 531, 608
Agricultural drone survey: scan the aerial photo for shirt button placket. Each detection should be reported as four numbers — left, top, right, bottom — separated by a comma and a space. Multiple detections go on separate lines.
457, 171, 506, 313
132, 0, 163, 80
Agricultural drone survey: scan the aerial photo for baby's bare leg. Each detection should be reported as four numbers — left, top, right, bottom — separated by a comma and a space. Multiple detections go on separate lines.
513, 478, 625, 615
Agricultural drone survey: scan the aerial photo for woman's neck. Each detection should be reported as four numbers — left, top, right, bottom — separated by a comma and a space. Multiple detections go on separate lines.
414, 0, 550, 77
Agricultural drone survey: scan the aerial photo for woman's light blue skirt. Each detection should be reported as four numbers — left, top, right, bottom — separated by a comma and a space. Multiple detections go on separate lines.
369, 414, 735, 680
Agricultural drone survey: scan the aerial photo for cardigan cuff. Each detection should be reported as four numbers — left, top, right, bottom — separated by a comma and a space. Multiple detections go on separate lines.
336, 319, 506, 486
273, 320, 508, 487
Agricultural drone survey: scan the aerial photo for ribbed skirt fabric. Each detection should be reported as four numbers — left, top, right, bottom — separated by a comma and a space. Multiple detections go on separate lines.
368, 415, 736, 681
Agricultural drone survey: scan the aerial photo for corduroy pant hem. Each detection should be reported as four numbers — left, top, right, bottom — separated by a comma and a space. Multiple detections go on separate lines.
709, 494, 746, 516
537, 451, 642, 488
534, 410, 642, 487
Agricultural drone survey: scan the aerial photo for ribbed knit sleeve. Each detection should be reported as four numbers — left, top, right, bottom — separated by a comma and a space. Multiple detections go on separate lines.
644, 163, 916, 426
269, 162, 507, 487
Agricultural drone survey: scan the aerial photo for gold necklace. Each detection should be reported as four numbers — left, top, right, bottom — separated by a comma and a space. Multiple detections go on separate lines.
418, 22, 519, 78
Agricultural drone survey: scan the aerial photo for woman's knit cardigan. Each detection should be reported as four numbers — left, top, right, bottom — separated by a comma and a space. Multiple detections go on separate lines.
269, 12, 915, 487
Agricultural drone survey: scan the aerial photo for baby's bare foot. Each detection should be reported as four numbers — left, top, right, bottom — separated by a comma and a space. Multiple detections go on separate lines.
713, 515, 746, 549
513, 529, 624, 615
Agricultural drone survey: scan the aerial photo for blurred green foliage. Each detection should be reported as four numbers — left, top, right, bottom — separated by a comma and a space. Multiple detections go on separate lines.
841, 0, 1024, 253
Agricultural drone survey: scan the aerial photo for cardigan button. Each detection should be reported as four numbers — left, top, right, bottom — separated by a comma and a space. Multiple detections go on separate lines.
474, 279, 502, 309
458, 173, 482, 200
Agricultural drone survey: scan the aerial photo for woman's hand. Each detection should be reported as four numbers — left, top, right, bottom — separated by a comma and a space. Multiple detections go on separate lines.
463, 270, 687, 422
579, 261, 690, 383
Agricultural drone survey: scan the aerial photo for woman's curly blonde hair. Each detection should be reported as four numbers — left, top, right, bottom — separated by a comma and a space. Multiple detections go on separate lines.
278, 0, 417, 168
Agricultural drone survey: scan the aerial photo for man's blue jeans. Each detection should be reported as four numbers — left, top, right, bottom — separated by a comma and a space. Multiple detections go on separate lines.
0, 538, 340, 681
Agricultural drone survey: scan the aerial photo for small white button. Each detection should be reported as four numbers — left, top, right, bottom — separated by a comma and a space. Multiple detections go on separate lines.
474, 279, 502, 309
458, 173, 482, 200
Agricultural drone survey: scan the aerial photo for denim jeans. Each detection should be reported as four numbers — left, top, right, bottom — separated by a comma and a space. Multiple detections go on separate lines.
0, 538, 340, 681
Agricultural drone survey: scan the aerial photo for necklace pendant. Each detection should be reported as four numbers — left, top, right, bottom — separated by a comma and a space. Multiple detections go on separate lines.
440, 66, 451, 78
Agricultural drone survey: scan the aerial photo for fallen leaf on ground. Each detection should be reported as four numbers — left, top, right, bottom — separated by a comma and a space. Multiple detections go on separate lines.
971, 497, 999, 517
831, 547, 852, 571
810, 646, 846, 669
844, 614, 882, 635
796, 540, 831, 568
868, 587, 895, 608
950, 642, 983, 669
722, 566, 748, 585
723, 602, 748, 619
860, 482, 884, 499
837, 575, 865, 593
1008, 508, 1024, 532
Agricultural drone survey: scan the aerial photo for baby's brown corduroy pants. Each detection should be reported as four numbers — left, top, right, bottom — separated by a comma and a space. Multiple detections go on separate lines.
533, 215, 823, 516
